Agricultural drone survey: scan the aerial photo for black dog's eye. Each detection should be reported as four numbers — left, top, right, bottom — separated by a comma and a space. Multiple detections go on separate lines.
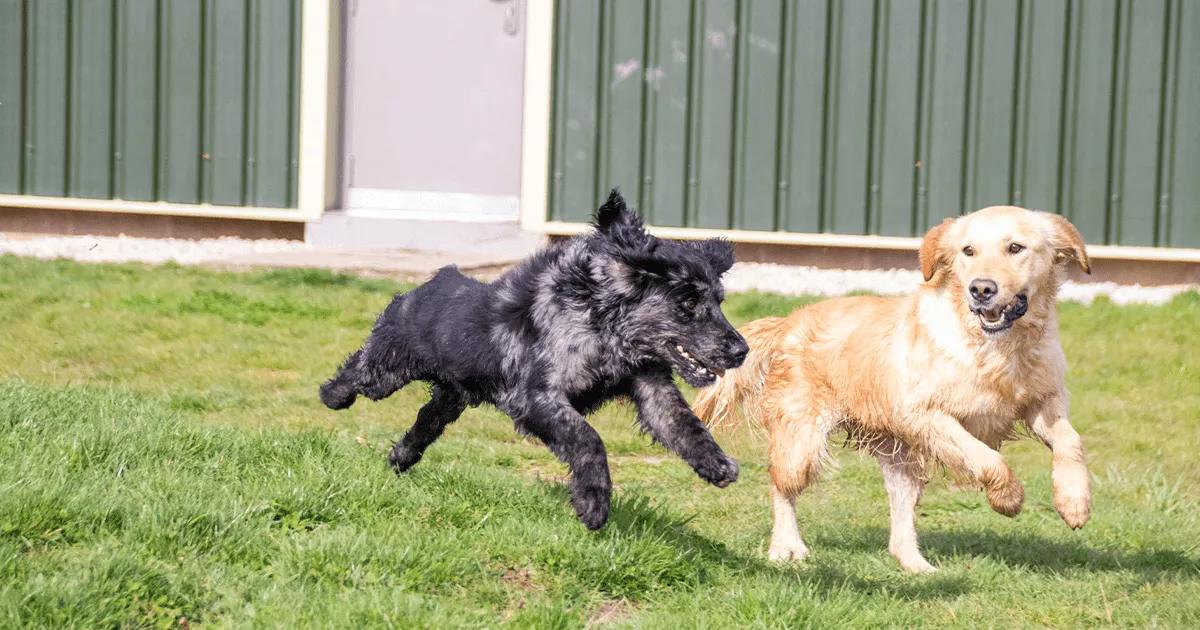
1008, 242, 1025, 254
681, 297, 698, 312
962, 245, 976, 257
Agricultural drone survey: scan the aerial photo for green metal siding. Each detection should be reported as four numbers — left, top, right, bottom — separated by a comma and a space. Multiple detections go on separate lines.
548, 0, 1200, 248
0, 0, 302, 209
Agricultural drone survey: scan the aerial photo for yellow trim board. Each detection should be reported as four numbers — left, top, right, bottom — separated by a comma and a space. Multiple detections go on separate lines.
540, 221, 1200, 263
519, 0, 555, 232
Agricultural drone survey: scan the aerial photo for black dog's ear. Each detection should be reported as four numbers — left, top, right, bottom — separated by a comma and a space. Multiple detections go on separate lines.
594, 189, 647, 247
689, 238, 736, 275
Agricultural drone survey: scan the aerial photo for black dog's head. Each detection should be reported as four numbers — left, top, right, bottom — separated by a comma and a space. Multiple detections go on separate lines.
592, 190, 748, 387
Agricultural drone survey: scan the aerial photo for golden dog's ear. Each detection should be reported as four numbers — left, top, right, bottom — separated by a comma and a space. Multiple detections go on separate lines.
918, 218, 955, 282
1042, 212, 1091, 274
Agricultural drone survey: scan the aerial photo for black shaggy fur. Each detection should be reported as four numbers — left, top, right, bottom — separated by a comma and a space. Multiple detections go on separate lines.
319, 190, 749, 529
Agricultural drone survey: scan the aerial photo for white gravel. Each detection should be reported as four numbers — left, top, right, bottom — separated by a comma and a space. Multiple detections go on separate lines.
0, 233, 309, 265
1, 233, 1194, 306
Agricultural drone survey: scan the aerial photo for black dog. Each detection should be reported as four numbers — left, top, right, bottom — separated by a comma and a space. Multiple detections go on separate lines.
319, 190, 748, 529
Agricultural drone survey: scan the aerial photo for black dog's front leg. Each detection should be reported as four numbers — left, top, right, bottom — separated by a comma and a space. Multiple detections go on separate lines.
632, 372, 739, 487
507, 395, 612, 530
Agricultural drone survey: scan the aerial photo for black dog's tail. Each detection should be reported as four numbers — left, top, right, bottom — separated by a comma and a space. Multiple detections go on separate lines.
319, 350, 362, 410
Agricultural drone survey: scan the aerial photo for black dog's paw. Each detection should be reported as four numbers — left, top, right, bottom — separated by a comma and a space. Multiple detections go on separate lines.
695, 452, 739, 488
388, 443, 422, 473
571, 485, 611, 530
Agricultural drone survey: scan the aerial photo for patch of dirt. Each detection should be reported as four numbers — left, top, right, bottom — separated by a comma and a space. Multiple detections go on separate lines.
586, 600, 634, 627
501, 568, 536, 591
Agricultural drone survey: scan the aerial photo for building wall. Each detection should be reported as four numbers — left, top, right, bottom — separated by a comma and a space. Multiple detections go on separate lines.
547, 0, 1200, 249
0, 0, 303, 210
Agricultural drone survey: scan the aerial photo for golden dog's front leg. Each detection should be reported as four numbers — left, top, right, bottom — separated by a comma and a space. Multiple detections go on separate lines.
899, 410, 1025, 517
873, 439, 936, 573
1026, 398, 1091, 529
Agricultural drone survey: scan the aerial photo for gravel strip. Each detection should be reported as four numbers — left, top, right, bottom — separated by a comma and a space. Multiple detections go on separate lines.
1, 233, 1194, 305
0, 233, 309, 265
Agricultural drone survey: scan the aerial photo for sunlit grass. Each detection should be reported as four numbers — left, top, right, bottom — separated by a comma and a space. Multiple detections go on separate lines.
1, 255, 1197, 627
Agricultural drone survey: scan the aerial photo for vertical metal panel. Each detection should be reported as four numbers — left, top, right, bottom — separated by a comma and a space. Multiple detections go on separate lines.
823, 0, 874, 234
778, 0, 829, 234
0, 0, 23, 193
204, 0, 248, 207
549, 0, 1200, 248
963, 0, 1019, 211
641, 0, 692, 227
1015, 0, 1069, 212
918, 0, 972, 227
1112, 0, 1169, 246
691, 0, 737, 229
596, 0, 646, 212
1061, 0, 1118, 244
70, 0, 114, 199
160, 0, 203, 204
114, 0, 159, 202
0, 0, 301, 209
549, 1, 600, 222
250, 0, 298, 208
872, 0, 923, 236
26, 0, 69, 197
1167, 0, 1200, 247
732, 0, 782, 232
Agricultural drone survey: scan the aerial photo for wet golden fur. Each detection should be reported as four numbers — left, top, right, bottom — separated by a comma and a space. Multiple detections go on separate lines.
694, 206, 1093, 572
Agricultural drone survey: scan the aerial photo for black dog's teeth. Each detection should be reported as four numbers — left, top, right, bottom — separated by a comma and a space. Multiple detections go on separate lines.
675, 344, 710, 376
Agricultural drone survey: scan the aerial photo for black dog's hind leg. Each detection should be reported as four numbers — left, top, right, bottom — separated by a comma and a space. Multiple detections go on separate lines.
507, 395, 612, 530
632, 372, 739, 487
389, 384, 466, 473
320, 343, 415, 410
320, 350, 365, 409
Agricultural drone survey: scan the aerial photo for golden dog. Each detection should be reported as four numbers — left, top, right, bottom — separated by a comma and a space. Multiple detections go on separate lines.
695, 206, 1092, 572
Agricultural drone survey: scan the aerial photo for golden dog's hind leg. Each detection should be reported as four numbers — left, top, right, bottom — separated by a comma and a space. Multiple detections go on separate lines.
765, 409, 836, 562
1026, 397, 1091, 529
873, 438, 936, 573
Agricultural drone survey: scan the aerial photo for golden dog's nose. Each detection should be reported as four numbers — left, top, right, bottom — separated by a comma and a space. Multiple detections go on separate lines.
969, 278, 998, 302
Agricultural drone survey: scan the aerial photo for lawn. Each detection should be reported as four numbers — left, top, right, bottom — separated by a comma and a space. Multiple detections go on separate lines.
0, 255, 1197, 628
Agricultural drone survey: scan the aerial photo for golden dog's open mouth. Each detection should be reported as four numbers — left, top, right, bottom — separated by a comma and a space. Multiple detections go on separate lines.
971, 294, 1029, 333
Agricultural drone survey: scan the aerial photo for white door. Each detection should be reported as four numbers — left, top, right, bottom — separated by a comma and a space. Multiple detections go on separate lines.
342, 0, 526, 221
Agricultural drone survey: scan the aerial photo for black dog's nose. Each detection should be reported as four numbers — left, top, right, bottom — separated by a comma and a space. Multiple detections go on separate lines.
969, 278, 998, 302
727, 338, 750, 366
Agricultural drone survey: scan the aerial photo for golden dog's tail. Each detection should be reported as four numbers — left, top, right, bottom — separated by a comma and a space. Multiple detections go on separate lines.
694, 315, 788, 429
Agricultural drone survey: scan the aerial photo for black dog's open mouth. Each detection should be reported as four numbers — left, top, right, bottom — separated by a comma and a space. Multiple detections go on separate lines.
670, 344, 724, 385
971, 294, 1028, 333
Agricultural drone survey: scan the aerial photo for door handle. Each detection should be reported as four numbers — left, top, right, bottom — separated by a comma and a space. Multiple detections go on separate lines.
492, 0, 521, 36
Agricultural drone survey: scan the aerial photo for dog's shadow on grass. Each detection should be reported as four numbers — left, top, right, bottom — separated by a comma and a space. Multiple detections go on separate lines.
593, 491, 1197, 600
594, 491, 973, 601
921, 529, 1199, 580
819, 525, 1199, 584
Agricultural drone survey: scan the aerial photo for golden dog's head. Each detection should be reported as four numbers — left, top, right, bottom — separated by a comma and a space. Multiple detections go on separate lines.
919, 206, 1089, 334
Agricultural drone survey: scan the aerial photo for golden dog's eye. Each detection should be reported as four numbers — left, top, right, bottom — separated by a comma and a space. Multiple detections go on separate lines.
962, 245, 976, 257
1008, 242, 1025, 254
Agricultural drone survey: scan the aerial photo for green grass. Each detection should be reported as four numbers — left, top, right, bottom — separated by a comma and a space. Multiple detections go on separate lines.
0, 255, 1198, 628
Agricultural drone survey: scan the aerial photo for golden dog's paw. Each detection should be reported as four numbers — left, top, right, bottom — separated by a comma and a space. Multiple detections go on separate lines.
1054, 494, 1091, 529
892, 551, 938, 574
984, 468, 1025, 517
768, 542, 810, 563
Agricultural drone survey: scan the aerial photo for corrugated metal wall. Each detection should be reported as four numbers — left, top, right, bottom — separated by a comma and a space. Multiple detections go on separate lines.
0, 0, 302, 209
548, 0, 1200, 248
